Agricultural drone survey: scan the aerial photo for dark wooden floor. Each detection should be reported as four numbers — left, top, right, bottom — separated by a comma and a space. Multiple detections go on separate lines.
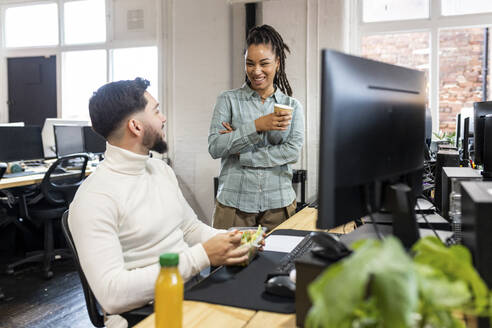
0, 260, 93, 328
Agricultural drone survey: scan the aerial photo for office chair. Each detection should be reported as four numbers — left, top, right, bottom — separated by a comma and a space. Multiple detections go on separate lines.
61, 211, 153, 327
6, 154, 89, 279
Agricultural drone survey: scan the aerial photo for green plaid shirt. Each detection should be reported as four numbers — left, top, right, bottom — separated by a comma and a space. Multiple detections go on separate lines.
208, 84, 305, 213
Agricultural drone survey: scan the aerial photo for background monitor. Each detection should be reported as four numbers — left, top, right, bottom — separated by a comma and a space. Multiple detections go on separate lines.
0, 122, 25, 127
42, 118, 89, 158
317, 50, 425, 241
83, 126, 106, 154
0, 126, 44, 162
472, 101, 492, 165
459, 107, 474, 137
425, 108, 432, 147
455, 113, 461, 148
54, 125, 85, 157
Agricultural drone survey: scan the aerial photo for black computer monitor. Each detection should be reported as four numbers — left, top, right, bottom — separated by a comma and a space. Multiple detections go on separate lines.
463, 117, 474, 161
456, 113, 461, 148
317, 50, 425, 246
0, 126, 44, 162
83, 126, 106, 154
54, 125, 85, 157
425, 108, 432, 147
473, 101, 492, 166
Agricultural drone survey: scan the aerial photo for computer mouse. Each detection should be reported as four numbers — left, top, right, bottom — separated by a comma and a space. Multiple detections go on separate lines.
310, 231, 351, 260
265, 275, 295, 299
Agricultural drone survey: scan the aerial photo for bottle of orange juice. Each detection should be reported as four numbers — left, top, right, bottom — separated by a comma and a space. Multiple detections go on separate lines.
155, 253, 183, 328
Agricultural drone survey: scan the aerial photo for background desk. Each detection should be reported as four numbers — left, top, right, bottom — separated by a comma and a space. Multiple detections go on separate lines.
134, 207, 355, 328
0, 166, 94, 190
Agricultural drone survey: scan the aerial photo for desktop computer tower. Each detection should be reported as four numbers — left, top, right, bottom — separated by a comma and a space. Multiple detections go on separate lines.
483, 115, 492, 180
461, 181, 492, 328
295, 253, 334, 327
441, 167, 482, 220
434, 150, 460, 213
461, 181, 492, 287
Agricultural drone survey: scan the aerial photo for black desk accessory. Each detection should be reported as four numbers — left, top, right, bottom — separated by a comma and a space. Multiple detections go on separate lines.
0, 163, 7, 179
295, 249, 337, 327
309, 231, 351, 260
265, 275, 295, 298
293, 232, 352, 327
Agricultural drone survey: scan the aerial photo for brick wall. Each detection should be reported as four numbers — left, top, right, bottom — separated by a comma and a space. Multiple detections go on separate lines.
362, 28, 491, 132
439, 28, 485, 131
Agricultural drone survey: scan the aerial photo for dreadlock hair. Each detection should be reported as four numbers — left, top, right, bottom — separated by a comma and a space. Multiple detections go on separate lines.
245, 24, 292, 96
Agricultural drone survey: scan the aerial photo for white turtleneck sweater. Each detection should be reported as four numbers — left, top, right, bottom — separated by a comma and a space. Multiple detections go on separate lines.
68, 143, 218, 315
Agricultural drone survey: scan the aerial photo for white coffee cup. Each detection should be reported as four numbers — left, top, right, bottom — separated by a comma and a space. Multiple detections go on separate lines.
274, 103, 294, 115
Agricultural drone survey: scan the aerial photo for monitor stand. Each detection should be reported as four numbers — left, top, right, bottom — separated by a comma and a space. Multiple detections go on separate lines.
384, 183, 420, 249
340, 183, 423, 249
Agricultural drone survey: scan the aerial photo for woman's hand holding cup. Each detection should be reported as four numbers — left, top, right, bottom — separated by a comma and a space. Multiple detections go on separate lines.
255, 103, 293, 132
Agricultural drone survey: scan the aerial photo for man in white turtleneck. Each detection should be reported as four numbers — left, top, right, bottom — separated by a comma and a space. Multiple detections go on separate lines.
68, 78, 250, 326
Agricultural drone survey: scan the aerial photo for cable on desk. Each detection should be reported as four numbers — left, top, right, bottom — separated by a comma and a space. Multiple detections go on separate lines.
416, 201, 441, 243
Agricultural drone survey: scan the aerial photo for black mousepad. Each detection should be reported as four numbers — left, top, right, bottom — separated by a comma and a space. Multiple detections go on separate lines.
184, 229, 311, 313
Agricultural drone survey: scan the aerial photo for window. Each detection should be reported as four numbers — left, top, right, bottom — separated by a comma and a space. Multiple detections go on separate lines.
62, 50, 107, 120
361, 32, 430, 105
358, 0, 492, 133
441, 0, 492, 16
5, 3, 58, 48
362, 0, 429, 23
439, 28, 487, 131
2, 0, 160, 121
64, 0, 106, 45
112, 47, 159, 98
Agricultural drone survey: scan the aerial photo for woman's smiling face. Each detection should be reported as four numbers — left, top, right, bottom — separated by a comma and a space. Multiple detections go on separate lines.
245, 43, 279, 94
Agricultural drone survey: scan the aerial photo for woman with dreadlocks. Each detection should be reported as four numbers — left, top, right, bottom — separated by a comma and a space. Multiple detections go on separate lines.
208, 24, 305, 232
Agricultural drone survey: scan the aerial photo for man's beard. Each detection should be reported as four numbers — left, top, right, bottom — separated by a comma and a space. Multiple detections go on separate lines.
143, 125, 168, 154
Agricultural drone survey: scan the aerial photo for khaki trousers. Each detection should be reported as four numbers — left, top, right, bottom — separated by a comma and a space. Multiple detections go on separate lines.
212, 200, 297, 232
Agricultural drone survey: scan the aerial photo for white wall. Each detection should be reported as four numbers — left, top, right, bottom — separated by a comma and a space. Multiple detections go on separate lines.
162, 0, 233, 224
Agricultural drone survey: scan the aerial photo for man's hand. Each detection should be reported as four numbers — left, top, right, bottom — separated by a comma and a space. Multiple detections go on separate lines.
202, 231, 249, 266
254, 111, 292, 132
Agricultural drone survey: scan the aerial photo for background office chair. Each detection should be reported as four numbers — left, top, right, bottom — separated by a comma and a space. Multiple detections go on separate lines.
6, 154, 89, 279
61, 211, 152, 327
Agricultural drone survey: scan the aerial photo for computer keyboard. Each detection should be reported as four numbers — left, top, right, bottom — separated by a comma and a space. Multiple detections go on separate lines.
308, 199, 319, 208
266, 232, 345, 280
3, 170, 38, 178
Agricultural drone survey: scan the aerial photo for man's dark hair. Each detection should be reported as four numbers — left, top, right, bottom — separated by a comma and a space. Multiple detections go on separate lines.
245, 24, 292, 96
89, 77, 150, 139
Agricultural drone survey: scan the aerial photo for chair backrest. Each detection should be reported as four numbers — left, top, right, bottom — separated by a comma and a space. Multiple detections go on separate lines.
0, 162, 6, 180
41, 154, 89, 206
61, 210, 105, 327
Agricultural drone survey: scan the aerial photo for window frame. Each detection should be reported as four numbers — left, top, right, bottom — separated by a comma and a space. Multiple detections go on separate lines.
353, 0, 492, 133
0, 0, 162, 121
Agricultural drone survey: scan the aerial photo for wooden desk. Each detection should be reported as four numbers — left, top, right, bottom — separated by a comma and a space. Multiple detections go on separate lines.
134, 207, 355, 328
0, 166, 94, 190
